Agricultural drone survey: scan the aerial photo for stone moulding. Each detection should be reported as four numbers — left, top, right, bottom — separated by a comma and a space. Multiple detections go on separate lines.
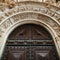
0, 1, 60, 23
0, 12, 60, 59
0, 1, 60, 59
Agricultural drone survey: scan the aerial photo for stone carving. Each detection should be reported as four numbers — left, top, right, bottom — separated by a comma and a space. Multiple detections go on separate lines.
58, 18, 60, 22
0, 16, 4, 22
45, 0, 56, 4
0, 1, 60, 58
0, 19, 12, 31
0, 12, 60, 38
8, 1, 16, 9
0, 3, 5, 12
0, 1, 60, 23
0, 27, 4, 37
56, 1, 60, 7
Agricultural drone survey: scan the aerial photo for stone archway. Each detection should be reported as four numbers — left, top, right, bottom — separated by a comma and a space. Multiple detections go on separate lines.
0, 12, 60, 59
0, 1, 60, 59
1, 23, 59, 60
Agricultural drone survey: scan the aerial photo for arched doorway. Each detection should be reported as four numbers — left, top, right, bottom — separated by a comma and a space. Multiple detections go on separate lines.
2, 24, 59, 60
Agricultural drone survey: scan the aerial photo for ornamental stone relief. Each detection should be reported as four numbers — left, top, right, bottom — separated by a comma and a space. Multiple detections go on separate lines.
0, 1, 60, 23
0, 12, 60, 39
0, 27, 4, 37
0, 1, 60, 58
1, 20, 12, 29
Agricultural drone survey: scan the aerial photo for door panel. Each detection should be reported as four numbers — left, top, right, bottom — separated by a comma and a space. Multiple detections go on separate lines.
2, 24, 59, 60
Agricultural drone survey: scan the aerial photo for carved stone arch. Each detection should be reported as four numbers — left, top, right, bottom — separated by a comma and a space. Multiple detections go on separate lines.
0, 12, 60, 59
0, 1, 60, 23
0, 12, 60, 38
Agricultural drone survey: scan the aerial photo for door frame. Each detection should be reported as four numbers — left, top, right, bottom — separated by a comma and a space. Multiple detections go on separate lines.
0, 20, 59, 58
0, 1, 60, 59
0, 11, 60, 59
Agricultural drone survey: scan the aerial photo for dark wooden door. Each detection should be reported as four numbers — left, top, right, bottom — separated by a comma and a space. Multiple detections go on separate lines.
2, 24, 59, 60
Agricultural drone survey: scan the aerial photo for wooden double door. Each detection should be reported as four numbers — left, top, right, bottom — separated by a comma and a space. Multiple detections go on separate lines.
2, 24, 59, 60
